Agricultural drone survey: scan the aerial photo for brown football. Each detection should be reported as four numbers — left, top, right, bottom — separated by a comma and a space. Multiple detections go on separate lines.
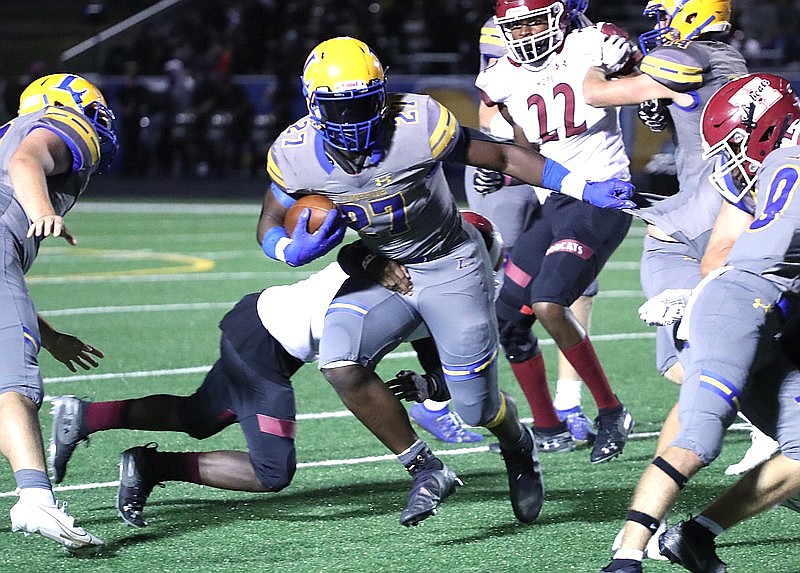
284, 194, 337, 234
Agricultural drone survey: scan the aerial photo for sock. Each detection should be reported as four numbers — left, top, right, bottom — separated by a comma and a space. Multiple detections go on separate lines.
85, 400, 128, 434
423, 400, 448, 412
509, 353, 561, 427
692, 515, 724, 536
149, 451, 202, 484
15, 470, 56, 506
553, 379, 582, 411
561, 337, 620, 410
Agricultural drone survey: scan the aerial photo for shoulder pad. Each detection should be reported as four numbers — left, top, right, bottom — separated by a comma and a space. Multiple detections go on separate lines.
479, 19, 505, 59
640, 41, 710, 92
37, 107, 100, 171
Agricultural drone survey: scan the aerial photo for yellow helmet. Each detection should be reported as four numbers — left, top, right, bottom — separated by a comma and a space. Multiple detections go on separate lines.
301, 37, 387, 152
639, 0, 731, 54
18, 73, 118, 172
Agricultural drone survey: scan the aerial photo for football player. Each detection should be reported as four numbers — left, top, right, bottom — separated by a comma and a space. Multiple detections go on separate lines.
49, 213, 502, 529
602, 73, 800, 573
462, 5, 599, 448
475, 0, 639, 464
0, 73, 118, 554
257, 36, 635, 526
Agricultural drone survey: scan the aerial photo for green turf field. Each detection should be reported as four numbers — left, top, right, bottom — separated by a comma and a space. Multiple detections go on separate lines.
1, 201, 796, 572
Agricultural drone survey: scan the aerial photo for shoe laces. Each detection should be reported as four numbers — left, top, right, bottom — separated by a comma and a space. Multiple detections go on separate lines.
435, 411, 473, 440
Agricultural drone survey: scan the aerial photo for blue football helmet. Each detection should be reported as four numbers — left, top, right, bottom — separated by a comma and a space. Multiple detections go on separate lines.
302, 37, 388, 153
18, 73, 119, 173
639, 0, 731, 55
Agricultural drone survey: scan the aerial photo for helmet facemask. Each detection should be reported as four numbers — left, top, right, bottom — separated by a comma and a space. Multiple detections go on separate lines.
496, 1, 567, 66
307, 80, 387, 153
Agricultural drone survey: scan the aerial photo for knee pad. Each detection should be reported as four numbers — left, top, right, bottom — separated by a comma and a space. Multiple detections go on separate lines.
251, 440, 296, 492
497, 315, 539, 363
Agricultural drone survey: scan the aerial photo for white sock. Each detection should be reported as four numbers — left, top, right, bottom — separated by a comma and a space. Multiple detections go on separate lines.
613, 549, 643, 561
553, 379, 582, 411
18, 487, 56, 507
423, 400, 448, 412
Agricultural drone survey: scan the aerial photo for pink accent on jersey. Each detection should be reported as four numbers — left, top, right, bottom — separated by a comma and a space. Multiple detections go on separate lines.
505, 259, 532, 287
257, 414, 297, 439
545, 239, 594, 259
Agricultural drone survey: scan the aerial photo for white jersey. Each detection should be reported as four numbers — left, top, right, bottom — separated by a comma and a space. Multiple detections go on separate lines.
475, 24, 630, 181
256, 263, 349, 363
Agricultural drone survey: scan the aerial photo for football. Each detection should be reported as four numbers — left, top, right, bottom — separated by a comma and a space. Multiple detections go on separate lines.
284, 194, 337, 234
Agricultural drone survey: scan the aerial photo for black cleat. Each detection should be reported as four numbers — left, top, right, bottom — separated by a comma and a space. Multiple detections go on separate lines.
659, 519, 728, 573
117, 443, 163, 528
400, 456, 461, 527
48, 396, 89, 483
599, 559, 643, 573
590, 404, 634, 464
500, 426, 544, 523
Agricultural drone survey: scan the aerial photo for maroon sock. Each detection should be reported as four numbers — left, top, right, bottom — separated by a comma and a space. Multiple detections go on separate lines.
150, 451, 202, 485
561, 337, 620, 410
509, 353, 561, 428
84, 401, 128, 434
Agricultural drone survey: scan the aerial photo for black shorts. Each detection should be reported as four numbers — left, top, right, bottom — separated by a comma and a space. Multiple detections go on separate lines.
183, 293, 305, 490
498, 194, 631, 319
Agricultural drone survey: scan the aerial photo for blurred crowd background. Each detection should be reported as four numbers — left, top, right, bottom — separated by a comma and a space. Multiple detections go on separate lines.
2, 0, 800, 185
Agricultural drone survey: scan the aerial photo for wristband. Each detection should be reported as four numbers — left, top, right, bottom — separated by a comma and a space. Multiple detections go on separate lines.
541, 158, 570, 191
261, 226, 289, 261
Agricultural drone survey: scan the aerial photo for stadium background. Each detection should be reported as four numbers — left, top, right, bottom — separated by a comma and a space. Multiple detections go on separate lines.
2, 0, 799, 200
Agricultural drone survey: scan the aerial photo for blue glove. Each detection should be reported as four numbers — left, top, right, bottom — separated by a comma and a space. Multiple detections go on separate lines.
283, 208, 346, 267
582, 179, 636, 209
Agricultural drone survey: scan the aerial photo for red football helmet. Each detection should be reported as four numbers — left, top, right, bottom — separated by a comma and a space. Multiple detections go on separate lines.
495, 0, 569, 66
701, 73, 800, 203
462, 210, 505, 271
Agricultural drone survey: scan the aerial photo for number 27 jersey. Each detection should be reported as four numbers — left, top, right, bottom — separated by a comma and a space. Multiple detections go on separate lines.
266, 93, 466, 263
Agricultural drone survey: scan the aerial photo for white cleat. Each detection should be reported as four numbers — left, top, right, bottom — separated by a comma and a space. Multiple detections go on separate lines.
725, 427, 779, 476
10, 499, 104, 555
612, 519, 668, 561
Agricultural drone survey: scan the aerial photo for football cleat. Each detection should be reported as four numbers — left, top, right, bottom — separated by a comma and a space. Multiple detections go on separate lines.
599, 559, 643, 573
659, 519, 728, 573
500, 426, 545, 523
781, 492, 800, 513
10, 499, 104, 555
400, 458, 462, 526
49, 396, 90, 484
409, 403, 484, 444
612, 520, 668, 561
533, 426, 575, 453
724, 427, 779, 476
117, 443, 163, 528
591, 404, 634, 464
557, 405, 597, 444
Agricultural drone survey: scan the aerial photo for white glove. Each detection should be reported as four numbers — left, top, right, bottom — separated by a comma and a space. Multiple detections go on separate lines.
638, 289, 692, 326
593, 35, 632, 75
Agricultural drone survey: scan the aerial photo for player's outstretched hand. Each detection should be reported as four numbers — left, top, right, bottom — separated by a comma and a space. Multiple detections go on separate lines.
45, 332, 104, 372
638, 99, 671, 133
638, 288, 692, 326
365, 257, 413, 295
473, 168, 505, 195
283, 209, 346, 267
388, 369, 445, 402
27, 215, 77, 245
582, 178, 636, 209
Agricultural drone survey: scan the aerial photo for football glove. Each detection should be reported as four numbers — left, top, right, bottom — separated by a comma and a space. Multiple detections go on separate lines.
473, 168, 505, 195
593, 34, 632, 75
637, 288, 692, 326
638, 99, 671, 133
581, 179, 636, 209
283, 208, 346, 267
386, 370, 451, 403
